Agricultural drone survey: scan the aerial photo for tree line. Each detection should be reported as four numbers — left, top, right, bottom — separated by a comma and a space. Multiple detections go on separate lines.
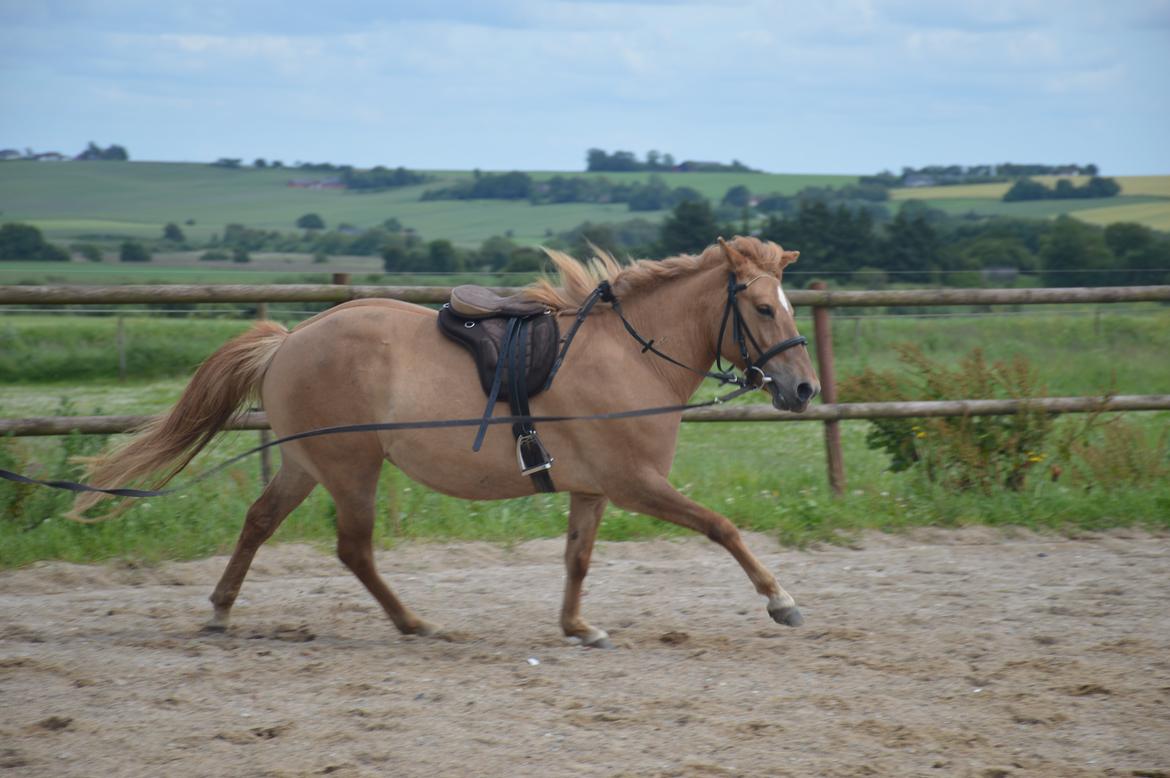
862, 162, 1100, 188
585, 148, 756, 173
1002, 176, 1121, 202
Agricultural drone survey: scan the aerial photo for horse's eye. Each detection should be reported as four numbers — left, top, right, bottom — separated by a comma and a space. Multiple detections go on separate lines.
755, 304, 775, 318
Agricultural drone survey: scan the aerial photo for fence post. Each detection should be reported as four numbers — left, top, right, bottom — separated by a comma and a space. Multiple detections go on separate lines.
810, 281, 845, 496
256, 302, 273, 486
116, 316, 127, 382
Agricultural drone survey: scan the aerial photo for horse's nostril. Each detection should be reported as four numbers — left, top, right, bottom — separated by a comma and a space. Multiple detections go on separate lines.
796, 382, 815, 403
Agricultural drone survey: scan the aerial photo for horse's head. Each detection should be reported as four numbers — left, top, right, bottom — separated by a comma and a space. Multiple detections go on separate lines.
714, 236, 820, 412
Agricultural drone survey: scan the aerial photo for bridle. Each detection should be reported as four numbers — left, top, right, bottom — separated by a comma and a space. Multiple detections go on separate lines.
716, 272, 809, 389
546, 271, 808, 393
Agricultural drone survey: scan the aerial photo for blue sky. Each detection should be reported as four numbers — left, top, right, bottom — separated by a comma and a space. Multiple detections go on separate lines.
1, 1, 1167, 174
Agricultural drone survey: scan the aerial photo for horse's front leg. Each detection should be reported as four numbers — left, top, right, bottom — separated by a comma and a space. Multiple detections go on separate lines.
608, 475, 803, 628
561, 493, 613, 648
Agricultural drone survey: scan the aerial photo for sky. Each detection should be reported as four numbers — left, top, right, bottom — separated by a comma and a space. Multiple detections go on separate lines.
1, 0, 1168, 175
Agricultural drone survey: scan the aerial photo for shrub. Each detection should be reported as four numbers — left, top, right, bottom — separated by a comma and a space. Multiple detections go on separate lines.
72, 243, 104, 262
840, 345, 1055, 492
119, 240, 151, 262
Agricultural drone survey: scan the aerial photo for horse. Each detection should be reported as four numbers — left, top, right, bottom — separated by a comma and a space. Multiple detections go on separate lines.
72, 236, 820, 648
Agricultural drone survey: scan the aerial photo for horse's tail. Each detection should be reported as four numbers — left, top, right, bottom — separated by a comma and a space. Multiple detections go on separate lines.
68, 321, 290, 520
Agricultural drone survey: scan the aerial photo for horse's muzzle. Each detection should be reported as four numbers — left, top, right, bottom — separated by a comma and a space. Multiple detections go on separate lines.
768, 376, 819, 412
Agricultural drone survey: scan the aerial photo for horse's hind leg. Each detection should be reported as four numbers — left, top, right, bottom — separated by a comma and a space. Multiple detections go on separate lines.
329, 473, 437, 637
561, 493, 612, 648
205, 460, 317, 631
609, 474, 803, 628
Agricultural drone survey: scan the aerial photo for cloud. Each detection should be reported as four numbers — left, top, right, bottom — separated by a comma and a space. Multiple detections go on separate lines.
0, 0, 1165, 172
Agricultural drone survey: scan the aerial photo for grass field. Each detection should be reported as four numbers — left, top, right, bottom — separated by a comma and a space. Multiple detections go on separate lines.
2, 307, 1168, 567
0, 161, 855, 248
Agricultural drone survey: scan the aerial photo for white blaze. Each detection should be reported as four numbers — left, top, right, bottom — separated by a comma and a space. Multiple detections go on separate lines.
776, 281, 791, 313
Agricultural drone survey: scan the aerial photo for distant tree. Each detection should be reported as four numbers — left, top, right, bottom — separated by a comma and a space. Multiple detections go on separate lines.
296, 213, 326, 230
1103, 222, 1170, 284
232, 247, 251, 263
381, 237, 409, 273
0, 223, 70, 261
77, 141, 129, 161
477, 235, 518, 271
721, 185, 752, 208
119, 240, 151, 263
877, 210, 945, 282
1039, 215, 1114, 286
382, 217, 403, 231
658, 200, 719, 256
73, 243, 104, 262
253, 158, 268, 168
427, 239, 460, 272
163, 223, 185, 242
271, 160, 284, 168
1002, 178, 1050, 202
211, 158, 242, 168
505, 247, 545, 273
1104, 222, 1154, 259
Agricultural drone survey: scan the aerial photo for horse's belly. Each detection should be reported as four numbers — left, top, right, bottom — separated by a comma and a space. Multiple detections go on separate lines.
262, 304, 593, 499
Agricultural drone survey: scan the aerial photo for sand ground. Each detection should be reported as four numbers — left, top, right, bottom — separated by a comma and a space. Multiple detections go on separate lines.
2, 527, 1168, 777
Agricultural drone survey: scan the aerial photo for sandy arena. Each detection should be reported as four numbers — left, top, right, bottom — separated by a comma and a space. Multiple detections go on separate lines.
1, 527, 1168, 777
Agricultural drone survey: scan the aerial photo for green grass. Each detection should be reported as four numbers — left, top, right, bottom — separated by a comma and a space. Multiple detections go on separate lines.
2, 410, 1167, 569
1, 307, 1168, 567
4, 306, 1168, 391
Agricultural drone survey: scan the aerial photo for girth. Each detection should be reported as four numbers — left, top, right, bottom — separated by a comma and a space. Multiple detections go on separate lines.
437, 287, 560, 492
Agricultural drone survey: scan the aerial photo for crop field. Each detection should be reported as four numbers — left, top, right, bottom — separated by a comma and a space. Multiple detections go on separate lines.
890, 174, 1170, 229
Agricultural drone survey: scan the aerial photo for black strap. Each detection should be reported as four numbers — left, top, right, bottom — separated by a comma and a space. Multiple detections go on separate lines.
471, 317, 520, 452
543, 282, 609, 390
0, 382, 759, 500
507, 318, 556, 493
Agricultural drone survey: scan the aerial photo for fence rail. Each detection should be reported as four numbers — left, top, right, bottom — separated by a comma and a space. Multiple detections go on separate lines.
4, 395, 1168, 437
2, 284, 1170, 306
3, 281, 1169, 492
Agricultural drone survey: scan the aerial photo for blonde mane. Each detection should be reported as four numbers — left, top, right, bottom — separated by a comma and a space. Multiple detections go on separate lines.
521, 236, 792, 311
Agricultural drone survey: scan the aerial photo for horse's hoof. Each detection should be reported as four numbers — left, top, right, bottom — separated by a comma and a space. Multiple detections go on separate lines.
406, 620, 441, 637
569, 628, 615, 649
769, 605, 804, 627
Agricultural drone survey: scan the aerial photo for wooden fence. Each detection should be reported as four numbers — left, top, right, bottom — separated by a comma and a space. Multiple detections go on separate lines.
3, 280, 1170, 493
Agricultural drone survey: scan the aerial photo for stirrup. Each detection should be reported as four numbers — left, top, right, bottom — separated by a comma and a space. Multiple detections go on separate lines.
516, 432, 554, 476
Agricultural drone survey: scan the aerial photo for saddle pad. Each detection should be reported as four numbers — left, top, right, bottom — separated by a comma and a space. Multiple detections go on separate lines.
438, 307, 560, 398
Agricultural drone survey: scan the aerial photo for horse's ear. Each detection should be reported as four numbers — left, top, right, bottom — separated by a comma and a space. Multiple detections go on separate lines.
717, 237, 750, 271
781, 250, 800, 267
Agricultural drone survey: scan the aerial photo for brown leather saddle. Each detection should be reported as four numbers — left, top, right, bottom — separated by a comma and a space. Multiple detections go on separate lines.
437, 285, 560, 491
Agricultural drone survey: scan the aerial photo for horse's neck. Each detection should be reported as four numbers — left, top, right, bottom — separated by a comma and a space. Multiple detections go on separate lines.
611, 267, 725, 402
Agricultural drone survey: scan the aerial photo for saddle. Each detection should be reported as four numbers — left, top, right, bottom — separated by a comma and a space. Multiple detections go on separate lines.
438, 285, 561, 492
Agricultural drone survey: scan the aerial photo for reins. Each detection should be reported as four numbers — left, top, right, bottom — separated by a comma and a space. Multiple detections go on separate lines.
2, 271, 807, 501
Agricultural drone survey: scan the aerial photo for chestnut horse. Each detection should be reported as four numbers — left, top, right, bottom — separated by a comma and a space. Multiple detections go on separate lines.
73, 236, 819, 647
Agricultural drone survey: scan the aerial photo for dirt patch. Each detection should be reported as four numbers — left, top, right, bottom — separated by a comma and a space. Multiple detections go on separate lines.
1, 529, 1168, 777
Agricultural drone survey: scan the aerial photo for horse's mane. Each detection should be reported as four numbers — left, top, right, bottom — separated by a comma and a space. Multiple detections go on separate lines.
521, 236, 790, 311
